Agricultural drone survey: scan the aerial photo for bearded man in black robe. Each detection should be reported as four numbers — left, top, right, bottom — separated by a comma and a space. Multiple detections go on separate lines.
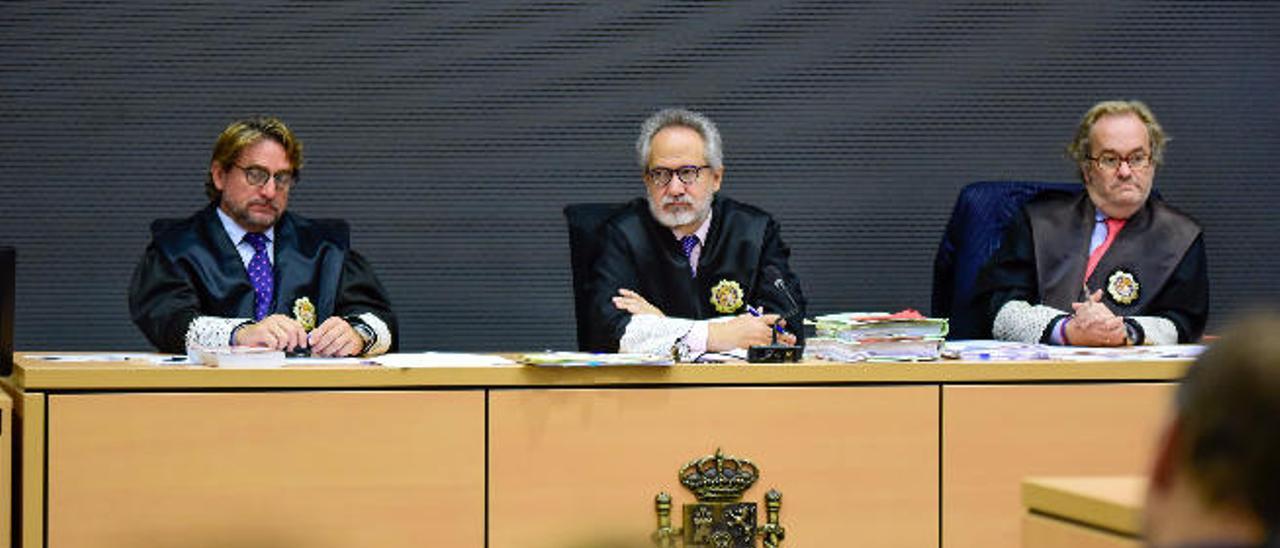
587, 108, 806, 358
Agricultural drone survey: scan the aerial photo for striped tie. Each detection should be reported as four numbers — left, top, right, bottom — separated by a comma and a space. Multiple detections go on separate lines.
680, 235, 699, 277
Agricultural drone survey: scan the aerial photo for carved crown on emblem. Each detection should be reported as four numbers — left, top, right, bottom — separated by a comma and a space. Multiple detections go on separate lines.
679, 448, 759, 502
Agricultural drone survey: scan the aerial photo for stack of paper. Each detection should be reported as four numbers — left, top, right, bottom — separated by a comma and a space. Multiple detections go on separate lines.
942, 340, 1053, 361
188, 346, 286, 368
805, 310, 949, 362
519, 352, 673, 367
375, 352, 515, 367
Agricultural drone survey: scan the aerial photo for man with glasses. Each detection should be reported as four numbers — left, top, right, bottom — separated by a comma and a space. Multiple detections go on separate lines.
976, 100, 1208, 346
129, 116, 395, 356
587, 108, 806, 358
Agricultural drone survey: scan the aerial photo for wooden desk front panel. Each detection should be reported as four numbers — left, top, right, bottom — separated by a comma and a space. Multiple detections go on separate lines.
0, 390, 11, 545
489, 385, 939, 547
1023, 513, 1142, 548
942, 383, 1173, 548
46, 390, 485, 547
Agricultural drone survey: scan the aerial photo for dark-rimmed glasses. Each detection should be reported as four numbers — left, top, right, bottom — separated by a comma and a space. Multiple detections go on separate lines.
235, 164, 299, 189
1086, 152, 1152, 172
645, 165, 709, 188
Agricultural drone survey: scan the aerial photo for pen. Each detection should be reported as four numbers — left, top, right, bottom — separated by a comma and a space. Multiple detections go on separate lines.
745, 304, 787, 335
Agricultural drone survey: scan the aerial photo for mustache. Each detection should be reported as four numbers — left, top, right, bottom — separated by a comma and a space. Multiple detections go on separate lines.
247, 199, 277, 211
662, 196, 694, 206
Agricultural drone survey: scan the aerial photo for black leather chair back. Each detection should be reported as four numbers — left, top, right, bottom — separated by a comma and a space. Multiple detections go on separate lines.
563, 203, 627, 351
1, 246, 14, 376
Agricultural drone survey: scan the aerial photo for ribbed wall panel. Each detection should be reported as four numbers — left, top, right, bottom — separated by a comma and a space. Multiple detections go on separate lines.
1, 1, 1277, 350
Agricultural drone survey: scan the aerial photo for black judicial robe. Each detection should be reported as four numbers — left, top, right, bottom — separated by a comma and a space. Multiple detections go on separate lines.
587, 196, 807, 352
974, 192, 1208, 343
129, 204, 397, 353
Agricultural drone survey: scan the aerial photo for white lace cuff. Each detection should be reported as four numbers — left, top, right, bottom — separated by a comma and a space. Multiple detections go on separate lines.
1131, 316, 1179, 345
619, 314, 702, 361
356, 312, 392, 356
993, 300, 1067, 344
185, 316, 251, 350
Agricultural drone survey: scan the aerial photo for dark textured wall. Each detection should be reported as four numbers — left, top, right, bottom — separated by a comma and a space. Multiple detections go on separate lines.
2, 1, 1277, 351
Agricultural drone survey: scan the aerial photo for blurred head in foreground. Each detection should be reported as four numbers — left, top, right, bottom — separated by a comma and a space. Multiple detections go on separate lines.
1143, 312, 1280, 547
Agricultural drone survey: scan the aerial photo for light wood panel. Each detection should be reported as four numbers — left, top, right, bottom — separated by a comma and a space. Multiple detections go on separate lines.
46, 390, 484, 547
0, 389, 11, 546
1023, 513, 1141, 548
943, 383, 1172, 548
489, 385, 939, 547
1023, 476, 1145, 536
8, 386, 44, 548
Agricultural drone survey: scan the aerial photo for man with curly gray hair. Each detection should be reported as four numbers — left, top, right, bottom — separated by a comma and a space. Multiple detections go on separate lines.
587, 108, 806, 358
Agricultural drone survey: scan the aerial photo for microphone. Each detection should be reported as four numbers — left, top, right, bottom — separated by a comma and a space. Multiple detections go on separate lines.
764, 265, 801, 319
748, 266, 802, 363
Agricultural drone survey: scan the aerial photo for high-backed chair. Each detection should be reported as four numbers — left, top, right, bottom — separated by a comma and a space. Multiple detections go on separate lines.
563, 203, 627, 351
932, 181, 1081, 339
1, 246, 14, 376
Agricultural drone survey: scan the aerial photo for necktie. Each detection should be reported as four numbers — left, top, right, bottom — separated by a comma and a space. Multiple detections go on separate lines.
680, 235, 699, 277
1084, 217, 1126, 284
243, 232, 274, 321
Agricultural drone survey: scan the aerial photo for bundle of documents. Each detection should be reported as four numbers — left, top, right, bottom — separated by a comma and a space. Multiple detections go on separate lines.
519, 352, 673, 367
941, 340, 1052, 361
188, 346, 286, 368
942, 340, 1205, 362
805, 310, 948, 362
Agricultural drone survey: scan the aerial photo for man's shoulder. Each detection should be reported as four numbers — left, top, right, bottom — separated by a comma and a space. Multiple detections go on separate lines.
712, 197, 780, 240
279, 211, 351, 249
280, 212, 350, 241
148, 205, 219, 258
1147, 196, 1203, 233
149, 205, 211, 242
600, 197, 652, 232
715, 196, 777, 223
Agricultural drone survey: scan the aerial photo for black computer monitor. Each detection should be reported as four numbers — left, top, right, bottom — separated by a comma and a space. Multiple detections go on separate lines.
1, 246, 13, 376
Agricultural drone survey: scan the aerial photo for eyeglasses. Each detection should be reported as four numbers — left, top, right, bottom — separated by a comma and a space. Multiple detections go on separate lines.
234, 164, 299, 189
1087, 152, 1152, 172
645, 165, 710, 188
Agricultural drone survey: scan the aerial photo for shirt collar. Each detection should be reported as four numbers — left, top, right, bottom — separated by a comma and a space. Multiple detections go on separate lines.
673, 211, 713, 244
215, 207, 274, 245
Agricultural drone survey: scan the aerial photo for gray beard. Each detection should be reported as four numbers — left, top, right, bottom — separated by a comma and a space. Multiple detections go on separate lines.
648, 195, 712, 229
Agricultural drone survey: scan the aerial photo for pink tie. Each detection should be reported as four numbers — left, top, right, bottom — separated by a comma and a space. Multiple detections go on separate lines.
1084, 217, 1126, 283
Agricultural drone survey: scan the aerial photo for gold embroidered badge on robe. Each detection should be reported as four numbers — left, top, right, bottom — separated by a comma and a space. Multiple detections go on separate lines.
1107, 269, 1139, 305
710, 279, 745, 314
293, 297, 316, 331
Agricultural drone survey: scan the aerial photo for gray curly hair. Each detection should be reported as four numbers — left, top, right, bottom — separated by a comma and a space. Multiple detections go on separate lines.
635, 108, 723, 170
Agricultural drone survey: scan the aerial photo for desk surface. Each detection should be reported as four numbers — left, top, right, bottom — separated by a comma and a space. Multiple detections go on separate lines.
1023, 476, 1146, 536
7, 351, 1193, 390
